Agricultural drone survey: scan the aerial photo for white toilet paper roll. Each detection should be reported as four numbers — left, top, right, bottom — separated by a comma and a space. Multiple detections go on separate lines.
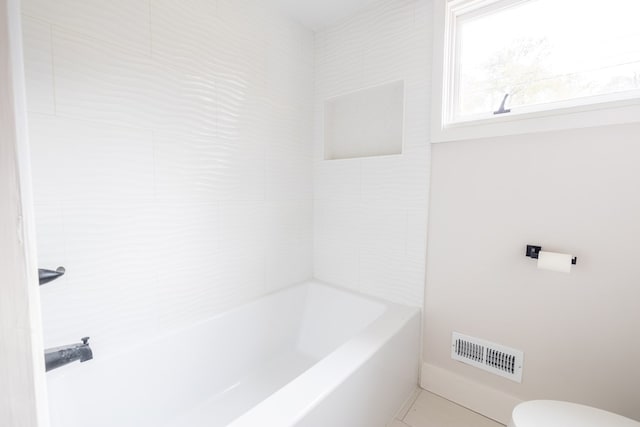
537, 251, 573, 273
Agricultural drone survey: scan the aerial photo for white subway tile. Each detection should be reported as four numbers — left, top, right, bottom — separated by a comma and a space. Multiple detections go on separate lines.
407, 207, 429, 260
150, 0, 220, 73
362, 2, 417, 86
53, 29, 218, 136
266, 13, 308, 60
214, 253, 267, 307
145, 201, 226, 334
216, 0, 268, 43
313, 197, 361, 286
60, 202, 159, 284
213, 138, 266, 202
265, 201, 313, 290
219, 201, 267, 259
152, 202, 220, 275
28, 114, 154, 205
359, 248, 425, 306
265, 201, 313, 249
266, 52, 314, 115
266, 150, 312, 201
313, 159, 361, 200
266, 239, 313, 292
154, 65, 218, 137
415, 0, 435, 25
261, 100, 311, 156
360, 147, 430, 206
404, 82, 431, 147
154, 130, 265, 204
314, 240, 360, 292
40, 201, 159, 350
52, 29, 156, 129
154, 132, 234, 204
315, 26, 365, 99
357, 203, 408, 255
22, 0, 151, 55
312, 109, 323, 160
298, 25, 316, 66
314, 199, 361, 246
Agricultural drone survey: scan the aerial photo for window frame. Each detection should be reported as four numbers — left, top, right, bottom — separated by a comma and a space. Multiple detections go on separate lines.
431, 0, 640, 143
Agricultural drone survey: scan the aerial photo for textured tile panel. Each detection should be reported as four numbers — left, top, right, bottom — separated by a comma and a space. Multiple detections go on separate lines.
313, 159, 362, 201
360, 147, 429, 206
23, 0, 315, 363
219, 201, 267, 260
357, 202, 408, 255
53, 28, 218, 136
314, 0, 432, 307
22, 0, 152, 54
313, 240, 360, 292
39, 201, 159, 352
153, 131, 266, 203
265, 201, 314, 291
359, 249, 425, 306
266, 150, 313, 201
150, 0, 220, 73
28, 114, 154, 204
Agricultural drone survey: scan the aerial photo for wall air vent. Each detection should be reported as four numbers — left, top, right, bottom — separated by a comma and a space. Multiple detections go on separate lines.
451, 332, 524, 383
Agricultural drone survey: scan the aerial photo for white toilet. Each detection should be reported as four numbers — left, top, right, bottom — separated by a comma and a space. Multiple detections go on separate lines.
508, 400, 640, 427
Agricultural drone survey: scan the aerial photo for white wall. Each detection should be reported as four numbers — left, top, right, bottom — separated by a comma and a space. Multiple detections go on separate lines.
423, 123, 640, 422
0, 0, 48, 424
21, 0, 314, 359
313, 0, 432, 307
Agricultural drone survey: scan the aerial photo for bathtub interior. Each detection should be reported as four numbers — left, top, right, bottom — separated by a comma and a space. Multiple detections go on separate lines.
46, 282, 389, 427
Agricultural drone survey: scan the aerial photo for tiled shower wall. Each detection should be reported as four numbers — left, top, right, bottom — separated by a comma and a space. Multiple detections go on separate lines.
22, 0, 314, 356
313, 0, 432, 306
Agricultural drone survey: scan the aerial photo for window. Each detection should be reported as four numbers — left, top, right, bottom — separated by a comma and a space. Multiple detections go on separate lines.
442, 0, 640, 126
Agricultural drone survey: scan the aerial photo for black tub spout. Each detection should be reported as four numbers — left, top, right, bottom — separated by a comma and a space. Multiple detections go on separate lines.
38, 266, 66, 285
45, 337, 93, 372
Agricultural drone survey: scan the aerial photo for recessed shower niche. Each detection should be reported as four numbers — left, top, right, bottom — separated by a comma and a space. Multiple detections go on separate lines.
324, 80, 405, 160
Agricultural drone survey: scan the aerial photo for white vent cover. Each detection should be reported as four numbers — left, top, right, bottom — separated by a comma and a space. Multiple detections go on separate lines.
451, 332, 524, 383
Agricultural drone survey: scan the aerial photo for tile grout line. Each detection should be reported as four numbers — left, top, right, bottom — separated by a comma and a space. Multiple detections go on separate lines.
400, 388, 422, 423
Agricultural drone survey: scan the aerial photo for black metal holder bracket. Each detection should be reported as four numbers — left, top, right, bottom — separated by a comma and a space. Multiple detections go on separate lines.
526, 245, 577, 265
39, 267, 66, 285
494, 93, 511, 115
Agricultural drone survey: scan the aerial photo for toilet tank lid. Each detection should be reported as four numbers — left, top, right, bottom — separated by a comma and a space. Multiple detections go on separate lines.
511, 401, 640, 427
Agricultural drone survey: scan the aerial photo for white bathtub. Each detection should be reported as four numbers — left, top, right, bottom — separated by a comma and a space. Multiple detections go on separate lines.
46, 281, 421, 427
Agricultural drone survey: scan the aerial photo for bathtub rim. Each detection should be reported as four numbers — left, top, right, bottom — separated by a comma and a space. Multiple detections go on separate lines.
46, 279, 394, 371
227, 287, 421, 427
85, 280, 409, 364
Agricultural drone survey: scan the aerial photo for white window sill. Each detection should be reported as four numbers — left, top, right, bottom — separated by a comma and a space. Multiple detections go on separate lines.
431, 96, 640, 143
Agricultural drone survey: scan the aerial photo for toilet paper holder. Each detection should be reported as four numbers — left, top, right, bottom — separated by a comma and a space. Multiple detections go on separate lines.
526, 245, 577, 265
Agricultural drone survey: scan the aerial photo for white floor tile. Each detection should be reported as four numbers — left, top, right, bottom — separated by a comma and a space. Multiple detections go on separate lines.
396, 388, 421, 420
402, 391, 504, 427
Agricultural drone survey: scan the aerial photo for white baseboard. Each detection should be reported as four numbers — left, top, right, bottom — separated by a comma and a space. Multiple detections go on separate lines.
420, 362, 523, 425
